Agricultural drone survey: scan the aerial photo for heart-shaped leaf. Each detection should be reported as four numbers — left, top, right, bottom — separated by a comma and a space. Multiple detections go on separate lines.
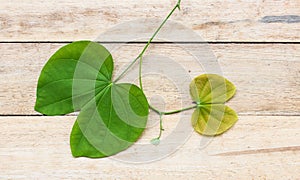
35, 41, 113, 115
71, 83, 148, 157
35, 41, 149, 158
191, 104, 238, 136
190, 74, 236, 104
189, 74, 238, 136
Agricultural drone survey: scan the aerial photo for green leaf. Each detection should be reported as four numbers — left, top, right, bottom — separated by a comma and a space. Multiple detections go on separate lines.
189, 74, 236, 104
35, 41, 113, 115
189, 74, 238, 136
35, 41, 149, 158
191, 104, 238, 136
71, 83, 148, 158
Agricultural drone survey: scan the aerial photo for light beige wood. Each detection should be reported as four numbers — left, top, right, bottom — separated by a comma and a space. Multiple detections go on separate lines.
1, 0, 299, 178
0, 115, 299, 179
0, 43, 299, 115
0, 0, 299, 42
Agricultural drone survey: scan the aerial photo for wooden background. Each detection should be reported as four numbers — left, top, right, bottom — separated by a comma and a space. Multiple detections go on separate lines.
0, 0, 299, 179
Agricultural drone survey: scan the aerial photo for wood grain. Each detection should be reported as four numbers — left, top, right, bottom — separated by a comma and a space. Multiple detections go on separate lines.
1, 1, 300, 178
0, 0, 299, 42
0, 115, 299, 179
0, 43, 299, 115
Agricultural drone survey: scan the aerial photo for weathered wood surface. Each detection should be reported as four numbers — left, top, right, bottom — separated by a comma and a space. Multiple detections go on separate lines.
0, 116, 299, 179
0, 43, 299, 115
0, 0, 299, 42
1, 0, 299, 179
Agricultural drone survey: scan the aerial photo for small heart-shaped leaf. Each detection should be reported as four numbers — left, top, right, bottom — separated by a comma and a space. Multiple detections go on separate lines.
190, 74, 236, 104
189, 74, 238, 136
191, 104, 238, 136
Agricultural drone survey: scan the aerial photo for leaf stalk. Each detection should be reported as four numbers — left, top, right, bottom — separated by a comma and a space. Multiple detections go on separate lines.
113, 0, 181, 83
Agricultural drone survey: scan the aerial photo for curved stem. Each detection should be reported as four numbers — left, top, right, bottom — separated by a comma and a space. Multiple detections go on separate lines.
150, 103, 195, 142
114, 0, 181, 83
157, 113, 164, 139
111, 0, 183, 143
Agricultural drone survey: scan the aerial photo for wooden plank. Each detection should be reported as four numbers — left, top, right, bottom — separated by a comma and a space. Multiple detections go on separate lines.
0, 43, 299, 115
0, 115, 299, 179
0, 0, 299, 42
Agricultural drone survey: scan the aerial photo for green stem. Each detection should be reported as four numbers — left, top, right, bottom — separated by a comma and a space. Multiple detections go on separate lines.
114, 0, 181, 83
111, 0, 182, 142
150, 104, 197, 115
138, 56, 143, 90
151, 103, 196, 142
157, 113, 164, 139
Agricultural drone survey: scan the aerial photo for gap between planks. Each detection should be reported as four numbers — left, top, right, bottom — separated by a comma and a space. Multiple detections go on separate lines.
2, 113, 300, 117
0, 41, 299, 44
1, 0, 300, 42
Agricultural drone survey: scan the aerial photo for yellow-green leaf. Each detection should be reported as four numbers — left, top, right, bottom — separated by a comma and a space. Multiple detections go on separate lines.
189, 74, 236, 104
189, 74, 238, 136
191, 104, 238, 136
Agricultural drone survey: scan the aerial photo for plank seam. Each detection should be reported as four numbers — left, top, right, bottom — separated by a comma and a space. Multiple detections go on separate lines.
1, 114, 300, 117
0, 41, 300, 44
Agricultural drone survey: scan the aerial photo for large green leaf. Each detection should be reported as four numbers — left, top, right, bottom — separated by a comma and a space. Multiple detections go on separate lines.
71, 83, 148, 157
35, 41, 149, 158
35, 41, 113, 115
189, 74, 238, 136
191, 104, 238, 136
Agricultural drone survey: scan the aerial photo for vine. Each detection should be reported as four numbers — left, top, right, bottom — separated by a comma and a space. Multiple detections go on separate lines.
34, 0, 238, 158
